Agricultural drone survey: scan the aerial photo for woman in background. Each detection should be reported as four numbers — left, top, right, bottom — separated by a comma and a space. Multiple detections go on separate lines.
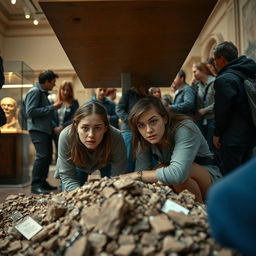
192, 62, 216, 151
149, 87, 162, 99
52, 81, 79, 158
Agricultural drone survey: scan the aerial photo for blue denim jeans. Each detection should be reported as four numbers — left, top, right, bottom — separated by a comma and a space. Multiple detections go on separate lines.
121, 130, 135, 173
61, 164, 111, 191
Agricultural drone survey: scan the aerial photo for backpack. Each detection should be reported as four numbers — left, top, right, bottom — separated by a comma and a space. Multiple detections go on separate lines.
228, 70, 256, 127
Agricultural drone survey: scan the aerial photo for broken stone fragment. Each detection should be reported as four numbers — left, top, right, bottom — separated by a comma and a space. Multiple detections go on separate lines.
0, 239, 9, 250
46, 201, 67, 222
115, 244, 136, 256
101, 187, 116, 198
95, 194, 127, 238
140, 232, 159, 246
162, 235, 186, 253
113, 178, 135, 190
88, 232, 107, 249
7, 240, 22, 253
105, 240, 118, 254
59, 225, 71, 237
118, 235, 135, 245
166, 210, 195, 227
64, 236, 90, 256
88, 170, 102, 182
31, 228, 49, 242
5, 195, 19, 201
81, 204, 100, 231
149, 214, 174, 234
42, 236, 58, 250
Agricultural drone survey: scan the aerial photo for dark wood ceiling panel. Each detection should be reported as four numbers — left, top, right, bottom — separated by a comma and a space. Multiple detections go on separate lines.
39, 0, 217, 88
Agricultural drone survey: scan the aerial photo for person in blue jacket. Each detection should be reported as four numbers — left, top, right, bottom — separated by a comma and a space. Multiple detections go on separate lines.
207, 157, 256, 256
87, 88, 119, 129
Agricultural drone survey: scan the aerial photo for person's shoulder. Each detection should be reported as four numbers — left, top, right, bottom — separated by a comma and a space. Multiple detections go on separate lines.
60, 125, 71, 138
175, 119, 198, 133
109, 125, 122, 138
26, 86, 40, 97
105, 97, 115, 105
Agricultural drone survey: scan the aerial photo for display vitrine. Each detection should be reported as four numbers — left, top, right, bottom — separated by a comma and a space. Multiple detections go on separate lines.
0, 61, 34, 186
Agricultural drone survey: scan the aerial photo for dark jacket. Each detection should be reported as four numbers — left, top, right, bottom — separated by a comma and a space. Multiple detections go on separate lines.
25, 82, 54, 135
213, 56, 256, 146
0, 56, 6, 126
116, 89, 145, 131
52, 100, 79, 128
87, 96, 119, 128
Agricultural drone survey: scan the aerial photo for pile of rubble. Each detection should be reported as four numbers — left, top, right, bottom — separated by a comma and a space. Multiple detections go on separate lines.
0, 176, 236, 256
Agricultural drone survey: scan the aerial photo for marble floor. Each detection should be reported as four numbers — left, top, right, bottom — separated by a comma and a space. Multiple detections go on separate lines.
0, 165, 61, 203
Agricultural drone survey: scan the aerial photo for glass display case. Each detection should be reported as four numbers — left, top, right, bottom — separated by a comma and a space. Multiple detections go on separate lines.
0, 61, 34, 186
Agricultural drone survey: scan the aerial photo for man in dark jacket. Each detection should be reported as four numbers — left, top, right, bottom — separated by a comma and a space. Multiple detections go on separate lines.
25, 70, 63, 194
212, 41, 256, 175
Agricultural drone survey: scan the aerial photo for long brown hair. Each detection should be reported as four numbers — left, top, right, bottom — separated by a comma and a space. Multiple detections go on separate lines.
57, 81, 74, 104
128, 96, 191, 157
69, 102, 111, 167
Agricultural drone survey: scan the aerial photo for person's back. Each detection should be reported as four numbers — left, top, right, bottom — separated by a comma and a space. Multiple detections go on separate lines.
213, 41, 256, 174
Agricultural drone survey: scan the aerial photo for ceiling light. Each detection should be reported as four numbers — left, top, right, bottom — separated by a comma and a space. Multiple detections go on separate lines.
24, 7, 31, 19
11, 0, 16, 4
33, 19, 39, 25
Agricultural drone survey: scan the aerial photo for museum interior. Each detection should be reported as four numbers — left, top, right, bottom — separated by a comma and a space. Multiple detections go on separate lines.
0, 0, 255, 255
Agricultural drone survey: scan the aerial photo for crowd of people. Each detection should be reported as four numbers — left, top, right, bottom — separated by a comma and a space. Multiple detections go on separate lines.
1, 41, 255, 255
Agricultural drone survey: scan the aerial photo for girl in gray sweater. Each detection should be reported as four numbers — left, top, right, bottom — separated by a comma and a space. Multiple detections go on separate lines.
55, 102, 128, 191
120, 96, 222, 202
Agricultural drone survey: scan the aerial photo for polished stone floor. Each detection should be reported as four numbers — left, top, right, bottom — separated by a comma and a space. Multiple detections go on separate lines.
0, 165, 61, 203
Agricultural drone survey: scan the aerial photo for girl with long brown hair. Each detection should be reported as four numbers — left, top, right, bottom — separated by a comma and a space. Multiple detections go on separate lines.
121, 96, 222, 202
55, 102, 128, 191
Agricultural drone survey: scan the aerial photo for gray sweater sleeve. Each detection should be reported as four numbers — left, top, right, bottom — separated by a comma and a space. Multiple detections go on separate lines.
56, 126, 80, 191
135, 146, 152, 171
110, 127, 128, 175
156, 121, 201, 185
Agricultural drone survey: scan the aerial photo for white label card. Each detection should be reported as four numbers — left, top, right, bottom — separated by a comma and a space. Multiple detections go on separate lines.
161, 199, 189, 215
15, 216, 43, 240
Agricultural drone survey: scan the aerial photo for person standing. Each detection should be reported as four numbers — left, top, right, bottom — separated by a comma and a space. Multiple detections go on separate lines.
52, 81, 79, 160
192, 62, 216, 151
149, 87, 162, 99
116, 86, 149, 172
25, 70, 62, 194
212, 41, 256, 174
88, 88, 119, 129
170, 70, 196, 117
